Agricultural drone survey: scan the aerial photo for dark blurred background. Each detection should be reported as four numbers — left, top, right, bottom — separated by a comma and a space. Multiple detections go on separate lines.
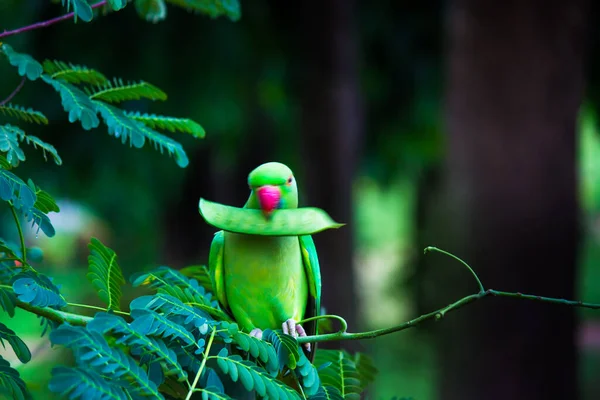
2, 0, 600, 399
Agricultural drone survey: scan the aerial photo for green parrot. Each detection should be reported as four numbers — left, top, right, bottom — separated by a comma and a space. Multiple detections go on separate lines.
208, 162, 321, 354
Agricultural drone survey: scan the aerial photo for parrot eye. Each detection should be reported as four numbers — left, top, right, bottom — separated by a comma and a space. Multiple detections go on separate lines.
287, 177, 293, 184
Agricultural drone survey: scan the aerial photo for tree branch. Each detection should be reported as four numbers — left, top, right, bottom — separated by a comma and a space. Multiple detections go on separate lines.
16, 300, 92, 326
0, 1, 107, 39
0, 77, 26, 106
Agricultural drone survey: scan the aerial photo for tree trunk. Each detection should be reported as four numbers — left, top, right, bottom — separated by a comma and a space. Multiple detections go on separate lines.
428, 1, 589, 399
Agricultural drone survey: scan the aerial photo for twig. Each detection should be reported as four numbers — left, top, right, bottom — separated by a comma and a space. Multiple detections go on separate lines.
0, 77, 26, 106
16, 299, 92, 326
0, 1, 108, 39
188, 326, 217, 400
9, 205, 27, 265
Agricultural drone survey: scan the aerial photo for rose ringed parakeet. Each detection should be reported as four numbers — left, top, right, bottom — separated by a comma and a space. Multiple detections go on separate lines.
208, 162, 321, 355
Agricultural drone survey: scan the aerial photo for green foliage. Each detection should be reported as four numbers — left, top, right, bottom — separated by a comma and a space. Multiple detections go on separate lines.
0, 323, 31, 364
0, 104, 48, 125
42, 60, 108, 85
135, 0, 168, 23
1, 45, 202, 168
0, 3, 383, 400
88, 79, 167, 103
87, 238, 125, 312
313, 350, 378, 400
0, 44, 42, 81
0, 357, 30, 400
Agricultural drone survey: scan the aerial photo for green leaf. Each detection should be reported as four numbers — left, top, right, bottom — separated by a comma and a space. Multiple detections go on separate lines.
49, 366, 129, 400
166, 0, 241, 21
178, 265, 215, 298
309, 385, 344, 400
19, 134, 62, 166
0, 357, 31, 400
42, 75, 100, 130
0, 124, 61, 166
87, 312, 187, 381
86, 238, 125, 311
130, 308, 197, 347
0, 44, 42, 81
31, 183, 60, 214
295, 351, 321, 396
0, 288, 16, 318
214, 348, 301, 399
0, 323, 31, 364
135, 0, 167, 22
50, 324, 164, 399
313, 350, 364, 400
199, 198, 345, 236
107, 0, 128, 11
262, 329, 301, 370
0, 169, 36, 211
130, 294, 212, 337
219, 322, 279, 375
125, 111, 205, 138
94, 101, 189, 167
89, 79, 167, 103
11, 271, 66, 308
353, 352, 377, 389
42, 60, 108, 85
0, 155, 11, 170
0, 104, 48, 125
0, 125, 25, 166
129, 266, 228, 320
61, 0, 93, 22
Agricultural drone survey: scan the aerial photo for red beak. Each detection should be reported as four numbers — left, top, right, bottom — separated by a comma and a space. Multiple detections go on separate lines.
256, 185, 281, 217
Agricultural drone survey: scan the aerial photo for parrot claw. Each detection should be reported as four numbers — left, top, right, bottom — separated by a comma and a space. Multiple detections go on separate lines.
282, 318, 311, 352
249, 328, 263, 340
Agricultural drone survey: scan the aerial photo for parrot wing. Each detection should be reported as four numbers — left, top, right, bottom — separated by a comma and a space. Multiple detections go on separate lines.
208, 230, 230, 314
299, 234, 321, 340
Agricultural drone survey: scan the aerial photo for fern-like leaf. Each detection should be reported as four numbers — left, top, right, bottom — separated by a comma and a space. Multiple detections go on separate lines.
42, 60, 108, 85
262, 329, 302, 370
130, 308, 198, 347
0, 104, 48, 125
49, 366, 129, 400
135, 0, 167, 22
313, 350, 366, 400
178, 265, 214, 293
0, 124, 62, 166
0, 323, 31, 364
1, 44, 42, 81
42, 76, 100, 130
0, 155, 11, 169
107, 0, 128, 11
309, 385, 344, 400
11, 271, 66, 308
61, 0, 93, 22
89, 80, 167, 103
130, 266, 227, 320
0, 169, 36, 210
0, 288, 16, 318
87, 312, 188, 382
50, 324, 164, 399
214, 348, 301, 400
219, 322, 279, 375
93, 102, 188, 167
86, 238, 125, 311
31, 183, 60, 214
0, 356, 30, 400
352, 352, 377, 390
0, 125, 25, 166
165, 0, 241, 21
125, 112, 205, 138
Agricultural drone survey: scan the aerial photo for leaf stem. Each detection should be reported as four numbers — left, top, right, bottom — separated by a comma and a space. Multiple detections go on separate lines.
187, 326, 216, 400
67, 302, 130, 316
9, 205, 27, 265
0, 1, 108, 39
0, 77, 26, 106
424, 246, 485, 293
16, 300, 92, 326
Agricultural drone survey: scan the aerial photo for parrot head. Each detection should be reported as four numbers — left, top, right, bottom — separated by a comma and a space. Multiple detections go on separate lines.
246, 162, 298, 218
